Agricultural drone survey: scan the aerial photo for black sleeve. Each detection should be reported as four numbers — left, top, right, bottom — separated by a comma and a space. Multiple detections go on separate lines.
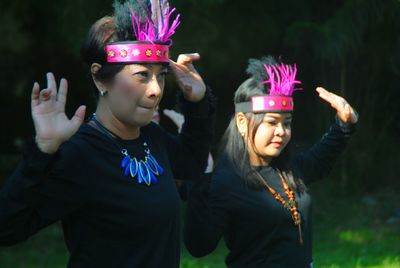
184, 167, 231, 257
292, 116, 357, 185
164, 87, 216, 180
0, 140, 87, 246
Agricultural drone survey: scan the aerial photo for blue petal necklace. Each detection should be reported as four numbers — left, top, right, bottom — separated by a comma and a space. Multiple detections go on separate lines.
91, 114, 163, 186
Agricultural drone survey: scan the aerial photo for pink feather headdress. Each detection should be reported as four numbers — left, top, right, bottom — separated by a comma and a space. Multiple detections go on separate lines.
235, 62, 302, 113
106, 0, 181, 64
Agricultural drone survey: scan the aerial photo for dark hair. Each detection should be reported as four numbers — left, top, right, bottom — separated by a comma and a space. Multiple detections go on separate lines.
81, 16, 128, 98
80, 1, 148, 98
220, 57, 306, 193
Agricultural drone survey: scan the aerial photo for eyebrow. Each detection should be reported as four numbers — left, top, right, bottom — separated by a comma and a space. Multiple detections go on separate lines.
264, 114, 292, 120
160, 67, 169, 73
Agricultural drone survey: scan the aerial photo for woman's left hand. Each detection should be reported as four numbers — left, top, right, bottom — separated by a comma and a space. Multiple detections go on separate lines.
316, 87, 358, 124
170, 53, 206, 102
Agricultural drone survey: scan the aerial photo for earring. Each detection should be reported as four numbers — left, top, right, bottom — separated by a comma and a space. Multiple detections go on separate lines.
240, 131, 245, 137
99, 90, 107, 97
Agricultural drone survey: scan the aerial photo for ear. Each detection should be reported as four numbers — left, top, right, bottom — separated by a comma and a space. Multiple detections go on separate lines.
91, 63, 107, 94
235, 112, 248, 137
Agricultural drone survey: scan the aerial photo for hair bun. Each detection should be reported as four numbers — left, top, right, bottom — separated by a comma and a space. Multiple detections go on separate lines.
246, 56, 277, 82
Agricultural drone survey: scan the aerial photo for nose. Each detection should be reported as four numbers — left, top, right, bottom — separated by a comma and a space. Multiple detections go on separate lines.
146, 78, 162, 98
274, 123, 285, 137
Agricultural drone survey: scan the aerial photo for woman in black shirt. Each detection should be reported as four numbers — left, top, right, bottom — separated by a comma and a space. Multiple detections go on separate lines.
184, 56, 357, 268
0, 1, 214, 267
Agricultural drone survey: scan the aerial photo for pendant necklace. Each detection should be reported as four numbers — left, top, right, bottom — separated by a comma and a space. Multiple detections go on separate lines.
257, 171, 303, 245
91, 114, 163, 186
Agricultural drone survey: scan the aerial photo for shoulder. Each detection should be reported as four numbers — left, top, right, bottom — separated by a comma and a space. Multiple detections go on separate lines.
56, 123, 104, 163
211, 155, 243, 192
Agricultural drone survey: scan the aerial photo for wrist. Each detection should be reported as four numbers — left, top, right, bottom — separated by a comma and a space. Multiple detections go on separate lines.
182, 90, 206, 103
35, 136, 61, 154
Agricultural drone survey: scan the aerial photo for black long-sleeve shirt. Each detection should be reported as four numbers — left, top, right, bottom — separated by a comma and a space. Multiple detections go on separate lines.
0, 93, 215, 268
184, 119, 355, 268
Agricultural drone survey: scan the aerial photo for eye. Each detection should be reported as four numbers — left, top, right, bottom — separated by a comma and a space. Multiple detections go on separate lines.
266, 120, 277, 126
157, 71, 169, 79
284, 121, 292, 128
133, 71, 149, 78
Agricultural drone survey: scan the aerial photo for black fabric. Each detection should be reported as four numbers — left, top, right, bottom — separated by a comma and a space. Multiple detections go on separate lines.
184, 120, 356, 268
0, 92, 215, 268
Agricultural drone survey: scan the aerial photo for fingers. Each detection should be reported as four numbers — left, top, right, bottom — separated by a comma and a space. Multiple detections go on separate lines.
46, 72, 57, 90
176, 53, 200, 65
35, 73, 68, 106
169, 59, 191, 73
168, 60, 193, 82
39, 88, 52, 102
170, 53, 200, 74
316, 87, 342, 110
31, 82, 40, 107
317, 87, 358, 123
46, 72, 58, 99
316, 86, 328, 96
57, 78, 68, 109
316, 87, 333, 103
168, 59, 181, 72
71, 105, 86, 128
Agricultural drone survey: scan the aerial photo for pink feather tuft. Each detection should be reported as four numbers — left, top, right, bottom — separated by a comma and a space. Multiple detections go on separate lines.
262, 64, 302, 96
129, 1, 180, 43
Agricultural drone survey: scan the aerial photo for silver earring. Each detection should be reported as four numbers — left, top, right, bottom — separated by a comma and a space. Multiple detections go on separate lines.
100, 90, 107, 97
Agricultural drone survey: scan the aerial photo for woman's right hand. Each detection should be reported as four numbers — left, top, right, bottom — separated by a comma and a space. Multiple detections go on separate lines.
31, 73, 86, 154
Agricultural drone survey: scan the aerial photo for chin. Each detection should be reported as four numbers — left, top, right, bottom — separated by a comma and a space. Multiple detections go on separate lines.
267, 149, 282, 157
125, 114, 153, 127
137, 118, 153, 127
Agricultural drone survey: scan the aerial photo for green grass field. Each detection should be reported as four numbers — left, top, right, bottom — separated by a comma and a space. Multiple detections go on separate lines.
1, 181, 399, 268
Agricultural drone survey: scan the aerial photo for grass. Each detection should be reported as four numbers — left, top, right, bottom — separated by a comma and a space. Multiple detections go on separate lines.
1, 180, 399, 267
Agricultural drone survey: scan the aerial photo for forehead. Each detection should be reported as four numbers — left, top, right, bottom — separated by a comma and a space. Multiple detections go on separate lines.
264, 112, 292, 120
122, 63, 168, 72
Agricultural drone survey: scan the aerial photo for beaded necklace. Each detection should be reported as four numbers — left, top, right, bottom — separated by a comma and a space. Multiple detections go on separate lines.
91, 114, 164, 186
257, 171, 303, 245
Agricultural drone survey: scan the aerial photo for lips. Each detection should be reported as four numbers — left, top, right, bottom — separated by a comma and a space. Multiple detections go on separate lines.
138, 104, 157, 110
139, 106, 154, 110
270, 141, 283, 147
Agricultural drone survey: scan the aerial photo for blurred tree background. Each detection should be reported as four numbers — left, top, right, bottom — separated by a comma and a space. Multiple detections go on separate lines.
0, 0, 400, 267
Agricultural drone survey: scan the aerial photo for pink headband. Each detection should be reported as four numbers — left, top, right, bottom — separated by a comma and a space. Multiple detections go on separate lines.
106, 42, 169, 64
235, 95, 294, 113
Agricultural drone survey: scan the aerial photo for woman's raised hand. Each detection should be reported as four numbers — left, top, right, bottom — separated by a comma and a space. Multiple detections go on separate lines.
31, 72, 86, 154
316, 87, 358, 124
169, 53, 206, 103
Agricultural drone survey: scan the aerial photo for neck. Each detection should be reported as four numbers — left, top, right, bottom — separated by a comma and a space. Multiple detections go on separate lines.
95, 105, 140, 140
249, 154, 272, 166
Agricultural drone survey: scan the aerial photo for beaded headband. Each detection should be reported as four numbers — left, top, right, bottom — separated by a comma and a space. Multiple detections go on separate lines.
107, 42, 170, 63
235, 63, 301, 113
106, 0, 180, 64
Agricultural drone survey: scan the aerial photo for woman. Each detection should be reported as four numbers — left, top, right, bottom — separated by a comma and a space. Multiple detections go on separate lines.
0, 1, 214, 267
184, 56, 358, 268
